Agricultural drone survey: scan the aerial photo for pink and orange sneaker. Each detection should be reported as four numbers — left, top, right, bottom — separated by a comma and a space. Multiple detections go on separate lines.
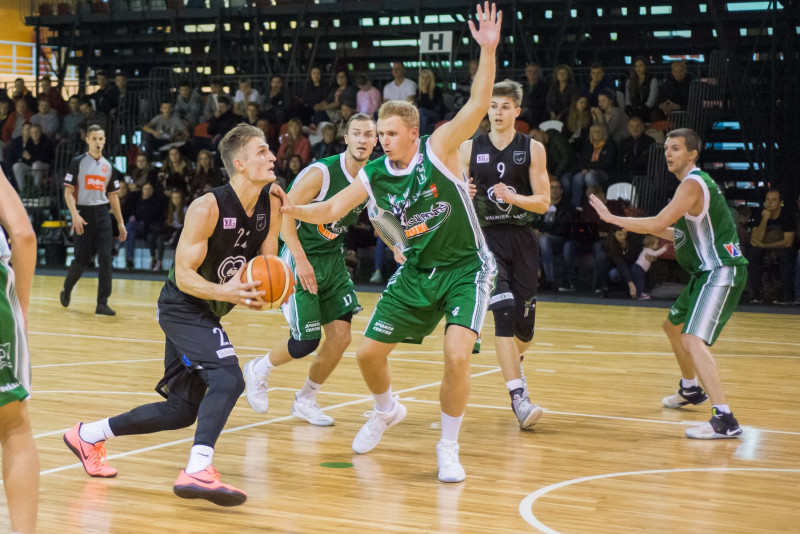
63, 423, 118, 478
173, 466, 247, 506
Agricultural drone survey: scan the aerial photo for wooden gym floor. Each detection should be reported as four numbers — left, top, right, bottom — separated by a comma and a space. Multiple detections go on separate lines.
2, 274, 799, 533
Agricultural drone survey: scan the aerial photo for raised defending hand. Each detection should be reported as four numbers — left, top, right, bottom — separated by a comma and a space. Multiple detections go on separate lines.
467, 2, 502, 48
589, 194, 613, 222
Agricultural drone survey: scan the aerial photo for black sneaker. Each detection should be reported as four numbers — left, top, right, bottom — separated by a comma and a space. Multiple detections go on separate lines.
686, 409, 742, 439
95, 304, 116, 316
60, 290, 71, 308
662, 381, 709, 409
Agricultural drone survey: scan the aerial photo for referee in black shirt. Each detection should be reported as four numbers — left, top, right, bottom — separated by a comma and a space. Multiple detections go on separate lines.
60, 125, 127, 315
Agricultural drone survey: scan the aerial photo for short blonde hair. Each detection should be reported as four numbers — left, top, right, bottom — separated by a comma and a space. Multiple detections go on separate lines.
378, 100, 419, 130
219, 123, 266, 177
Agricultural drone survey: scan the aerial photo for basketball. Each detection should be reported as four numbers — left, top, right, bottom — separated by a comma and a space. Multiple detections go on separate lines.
241, 255, 294, 309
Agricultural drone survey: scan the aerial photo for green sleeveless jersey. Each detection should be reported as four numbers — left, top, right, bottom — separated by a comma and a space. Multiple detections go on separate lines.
673, 169, 748, 274
288, 153, 367, 256
359, 136, 492, 270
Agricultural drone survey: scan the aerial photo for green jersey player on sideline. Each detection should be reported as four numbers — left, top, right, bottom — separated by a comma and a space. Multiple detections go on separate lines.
243, 113, 378, 425
590, 127, 749, 440
274, 2, 502, 483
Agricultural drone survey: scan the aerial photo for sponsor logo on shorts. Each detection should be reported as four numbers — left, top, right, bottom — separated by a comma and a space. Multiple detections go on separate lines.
305, 321, 321, 333
223, 217, 237, 230
477, 153, 489, 163
85, 174, 106, 191
0, 343, 12, 370
372, 320, 394, 335
0, 382, 21, 393
216, 347, 237, 359
452, 307, 460, 316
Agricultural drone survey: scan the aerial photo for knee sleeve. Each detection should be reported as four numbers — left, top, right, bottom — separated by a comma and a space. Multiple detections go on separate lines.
514, 297, 537, 343
492, 299, 516, 338
288, 337, 320, 359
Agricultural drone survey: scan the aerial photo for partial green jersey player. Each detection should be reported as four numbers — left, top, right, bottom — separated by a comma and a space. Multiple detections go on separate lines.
590, 127, 748, 441
243, 114, 378, 427
275, 1, 503, 483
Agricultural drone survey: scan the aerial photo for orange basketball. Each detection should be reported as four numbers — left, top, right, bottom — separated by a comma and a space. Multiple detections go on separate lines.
241, 255, 293, 309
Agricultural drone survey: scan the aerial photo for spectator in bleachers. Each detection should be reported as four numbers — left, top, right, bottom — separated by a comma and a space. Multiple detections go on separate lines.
38, 75, 67, 116
244, 102, 262, 127
175, 80, 203, 130
561, 185, 626, 292
30, 98, 60, 140
1, 97, 34, 144
655, 60, 695, 121
520, 62, 548, 129
276, 118, 310, 175
450, 59, 479, 116
283, 154, 304, 186
546, 64, 580, 122
625, 56, 659, 123
582, 62, 616, 108
562, 124, 616, 207
254, 116, 276, 149
78, 99, 107, 140
263, 75, 290, 128
299, 67, 327, 123
590, 88, 628, 144
311, 123, 342, 161
383, 61, 417, 102
130, 153, 158, 192
413, 69, 445, 136
355, 74, 382, 117
317, 70, 357, 122
747, 188, 796, 305
233, 76, 260, 116
12, 123, 54, 190
617, 116, 654, 182
61, 95, 83, 141
5, 123, 31, 186
156, 146, 192, 194
164, 189, 187, 248
0, 100, 8, 157
90, 70, 119, 116
124, 182, 167, 271
189, 149, 219, 199
11, 78, 36, 112
332, 100, 356, 142
118, 179, 138, 223
564, 94, 591, 150
200, 78, 224, 123
537, 177, 578, 289
112, 72, 128, 117
141, 101, 189, 159
530, 126, 576, 183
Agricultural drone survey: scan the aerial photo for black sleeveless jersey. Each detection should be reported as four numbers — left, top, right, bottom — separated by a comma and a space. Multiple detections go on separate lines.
469, 132, 539, 227
159, 183, 272, 317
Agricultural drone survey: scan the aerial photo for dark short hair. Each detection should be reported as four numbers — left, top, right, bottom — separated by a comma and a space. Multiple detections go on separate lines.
765, 188, 781, 199
341, 100, 356, 109
667, 128, 702, 156
217, 94, 233, 107
590, 61, 604, 70
178, 79, 191, 89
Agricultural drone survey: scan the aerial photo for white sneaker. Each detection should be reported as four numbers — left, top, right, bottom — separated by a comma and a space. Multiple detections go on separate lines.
369, 270, 383, 283
352, 397, 407, 454
292, 393, 334, 426
436, 440, 465, 483
243, 359, 270, 414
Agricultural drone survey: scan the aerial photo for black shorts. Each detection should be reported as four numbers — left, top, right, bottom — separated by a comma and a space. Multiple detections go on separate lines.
483, 224, 539, 309
154, 296, 240, 405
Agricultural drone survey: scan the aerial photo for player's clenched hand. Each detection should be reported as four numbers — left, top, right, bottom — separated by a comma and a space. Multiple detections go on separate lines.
468, 2, 502, 49
295, 257, 318, 294
493, 182, 517, 206
589, 194, 612, 222
467, 177, 477, 200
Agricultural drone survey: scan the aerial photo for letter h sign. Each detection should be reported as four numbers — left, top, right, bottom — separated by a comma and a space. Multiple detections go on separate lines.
419, 31, 453, 54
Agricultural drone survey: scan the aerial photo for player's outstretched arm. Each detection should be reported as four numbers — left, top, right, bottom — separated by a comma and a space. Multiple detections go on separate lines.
273, 178, 368, 225
431, 2, 501, 156
589, 178, 701, 236
175, 194, 264, 308
0, 169, 36, 323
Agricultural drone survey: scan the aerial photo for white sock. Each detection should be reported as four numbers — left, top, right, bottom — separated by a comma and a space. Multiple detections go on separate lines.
506, 379, 524, 392
713, 404, 731, 414
441, 411, 464, 442
79, 419, 114, 444
185, 444, 214, 474
252, 353, 275, 376
374, 388, 394, 412
297, 378, 321, 402
681, 377, 699, 388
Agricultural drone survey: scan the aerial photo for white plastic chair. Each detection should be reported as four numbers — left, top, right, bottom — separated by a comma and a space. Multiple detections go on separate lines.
538, 119, 563, 133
